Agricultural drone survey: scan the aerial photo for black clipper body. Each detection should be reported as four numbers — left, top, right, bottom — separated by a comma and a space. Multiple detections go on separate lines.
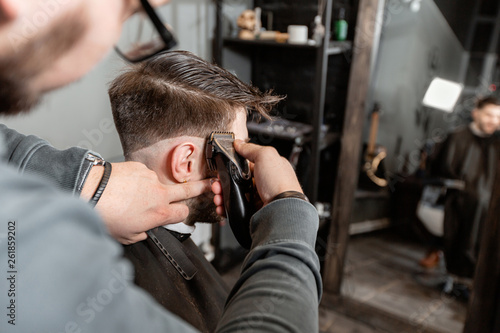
206, 132, 255, 249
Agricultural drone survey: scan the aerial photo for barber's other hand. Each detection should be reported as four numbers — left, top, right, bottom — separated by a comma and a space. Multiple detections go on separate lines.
83, 161, 212, 245
229, 140, 303, 206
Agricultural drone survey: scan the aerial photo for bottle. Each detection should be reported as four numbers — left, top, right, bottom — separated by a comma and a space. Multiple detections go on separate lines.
334, 7, 348, 41
312, 15, 325, 45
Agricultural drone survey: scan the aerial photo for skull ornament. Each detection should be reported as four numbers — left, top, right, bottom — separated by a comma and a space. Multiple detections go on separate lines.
237, 10, 256, 31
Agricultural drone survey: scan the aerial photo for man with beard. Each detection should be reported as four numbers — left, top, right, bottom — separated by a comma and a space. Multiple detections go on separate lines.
428, 96, 500, 279
112, 50, 281, 332
0, 1, 321, 332
0, 1, 213, 246
418, 96, 500, 300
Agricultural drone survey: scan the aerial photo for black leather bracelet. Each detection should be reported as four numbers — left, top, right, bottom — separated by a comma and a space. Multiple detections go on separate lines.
89, 162, 112, 207
270, 190, 309, 203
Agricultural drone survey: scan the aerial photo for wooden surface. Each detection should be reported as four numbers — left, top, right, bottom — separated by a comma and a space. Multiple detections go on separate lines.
338, 232, 466, 333
222, 230, 467, 333
322, 0, 382, 293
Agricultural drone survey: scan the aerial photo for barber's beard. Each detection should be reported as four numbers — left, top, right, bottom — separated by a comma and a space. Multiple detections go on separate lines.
184, 191, 222, 226
0, 8, 86, 115
0, 75, 40, 116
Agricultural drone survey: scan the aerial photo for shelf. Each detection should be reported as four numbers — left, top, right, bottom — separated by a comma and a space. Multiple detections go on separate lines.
247, 119, 339, 149
214, 0, 345, 203
223, 37, 351, 55
320, 131, 340, 150
326, 41, 352, 55
349, 218, 391, 235
354, 189, 390, 199
247, 119, 313, 142
475, 15, 497, 24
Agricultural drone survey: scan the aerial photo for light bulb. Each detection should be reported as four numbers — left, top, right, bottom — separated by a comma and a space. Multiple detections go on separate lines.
410, 0, 421, 12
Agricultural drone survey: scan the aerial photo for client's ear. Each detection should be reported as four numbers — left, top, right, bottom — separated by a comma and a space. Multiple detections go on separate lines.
170, 142, 204, 183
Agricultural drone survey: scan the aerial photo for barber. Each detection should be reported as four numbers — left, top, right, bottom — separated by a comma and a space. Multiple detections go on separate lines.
0, 0, 321, 332
0, 0, 212, 245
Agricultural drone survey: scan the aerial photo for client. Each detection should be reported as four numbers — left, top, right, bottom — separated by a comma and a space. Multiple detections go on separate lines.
108, 50, 282, 332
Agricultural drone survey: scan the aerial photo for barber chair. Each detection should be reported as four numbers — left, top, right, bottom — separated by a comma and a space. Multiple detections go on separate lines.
416, 178, 465, 237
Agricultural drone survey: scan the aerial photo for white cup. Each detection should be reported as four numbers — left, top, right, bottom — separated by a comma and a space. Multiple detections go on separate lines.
287, 25, 308, 44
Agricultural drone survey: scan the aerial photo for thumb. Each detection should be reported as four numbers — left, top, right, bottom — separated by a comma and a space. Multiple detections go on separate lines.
142, 202, 190, 230
166, 179, 213, 203
233, 139, 261, 163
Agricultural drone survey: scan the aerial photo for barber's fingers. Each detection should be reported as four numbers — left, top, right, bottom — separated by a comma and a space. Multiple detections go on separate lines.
234, 139, 303, 204
211, 179, 223, 195
121, 232, 148, 245
216, 207, 225, 219
211, 180, 227, 217
248, 161, 255, 174
166, 179, 213, 203
233, 139, 277, 163
142, 202, 191, 230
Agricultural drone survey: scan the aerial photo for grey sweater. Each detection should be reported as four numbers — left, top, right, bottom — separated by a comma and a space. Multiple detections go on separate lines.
0, 124, 94, 195
0, 126, 321, 332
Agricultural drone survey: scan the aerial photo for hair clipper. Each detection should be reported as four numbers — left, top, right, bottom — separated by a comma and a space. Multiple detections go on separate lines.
206, 132, 255, 249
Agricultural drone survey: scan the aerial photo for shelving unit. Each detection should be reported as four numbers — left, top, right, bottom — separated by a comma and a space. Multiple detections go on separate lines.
213, 0, 385, 297
214, 0, 353, 204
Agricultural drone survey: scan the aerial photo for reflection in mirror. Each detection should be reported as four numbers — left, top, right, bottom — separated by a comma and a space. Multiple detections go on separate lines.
340, 0, 500, 332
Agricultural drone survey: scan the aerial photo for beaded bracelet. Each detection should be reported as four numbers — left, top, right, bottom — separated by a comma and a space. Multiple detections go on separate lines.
270, 190, 309, 203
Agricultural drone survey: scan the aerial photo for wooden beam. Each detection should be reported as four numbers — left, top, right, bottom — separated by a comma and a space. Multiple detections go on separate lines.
463, 158, 500, 332
322, 0, 381, 294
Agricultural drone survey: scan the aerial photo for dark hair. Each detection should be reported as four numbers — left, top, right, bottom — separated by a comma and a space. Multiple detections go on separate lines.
109, 50, 282, 156
476, 96, 500, 109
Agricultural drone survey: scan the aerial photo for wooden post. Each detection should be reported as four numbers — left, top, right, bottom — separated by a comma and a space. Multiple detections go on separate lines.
309, 0, 333, 203
322, 0, 381, 294
463, 159, 500, 332
213, 0, 223, 65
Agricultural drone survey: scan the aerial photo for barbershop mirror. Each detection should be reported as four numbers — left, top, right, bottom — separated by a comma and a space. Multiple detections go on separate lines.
337, 0, 499, 332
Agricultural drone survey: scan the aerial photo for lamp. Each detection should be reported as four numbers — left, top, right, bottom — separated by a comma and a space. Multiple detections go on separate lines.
422, 77, 463, 113
401, 0, 422, 13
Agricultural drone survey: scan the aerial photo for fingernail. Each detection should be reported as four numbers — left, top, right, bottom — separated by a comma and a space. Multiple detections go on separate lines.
210, 178, 217, 185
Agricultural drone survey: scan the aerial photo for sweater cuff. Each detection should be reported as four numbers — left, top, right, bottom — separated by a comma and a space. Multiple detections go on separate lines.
250, 198, 319, 249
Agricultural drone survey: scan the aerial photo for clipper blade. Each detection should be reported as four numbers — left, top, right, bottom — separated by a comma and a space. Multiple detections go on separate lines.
206, 132, 235, 171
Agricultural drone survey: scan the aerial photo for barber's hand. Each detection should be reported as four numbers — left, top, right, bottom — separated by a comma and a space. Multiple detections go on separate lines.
212, 140, 303, 215
83, 161, 212, 245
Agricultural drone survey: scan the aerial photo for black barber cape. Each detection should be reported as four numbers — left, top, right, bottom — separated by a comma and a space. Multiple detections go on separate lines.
123, 227, 230, 332
430, 126, 499, 277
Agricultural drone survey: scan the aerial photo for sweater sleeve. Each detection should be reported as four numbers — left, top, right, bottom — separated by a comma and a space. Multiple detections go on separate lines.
216, 198, 322, 332
0, 123, 95, 195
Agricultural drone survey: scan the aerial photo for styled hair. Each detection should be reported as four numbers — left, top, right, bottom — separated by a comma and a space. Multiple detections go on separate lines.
476, 96, 500, 109
109, 50, 282, 156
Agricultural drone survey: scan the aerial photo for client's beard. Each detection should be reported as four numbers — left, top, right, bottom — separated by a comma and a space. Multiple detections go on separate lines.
184, 191, 222, 226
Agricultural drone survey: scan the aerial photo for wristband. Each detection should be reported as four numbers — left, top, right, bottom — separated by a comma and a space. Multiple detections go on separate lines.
89, 162, 112, 207
270, 190, 309, 203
